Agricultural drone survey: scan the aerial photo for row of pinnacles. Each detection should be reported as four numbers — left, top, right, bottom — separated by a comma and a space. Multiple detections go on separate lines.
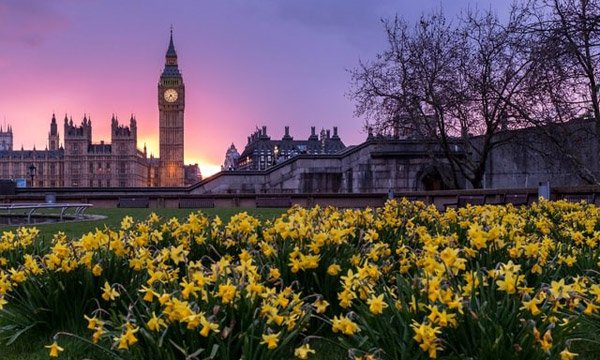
0, 125, 13, 151
224, 125, 346, 171
63, 114, 137, 153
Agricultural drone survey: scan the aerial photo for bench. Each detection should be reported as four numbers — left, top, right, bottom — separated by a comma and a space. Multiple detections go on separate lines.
256, 197, 292, 208
562, 194, 595, 204
458, 195, 485, 207
444, 195, 486, 210
0, 202, 93, 223
179, 198, 215, 208
504, 194, 529, 206
118, 197, 149, 208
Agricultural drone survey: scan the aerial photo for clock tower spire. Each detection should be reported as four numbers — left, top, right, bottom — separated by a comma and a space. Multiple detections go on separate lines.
158, 27, 185, 186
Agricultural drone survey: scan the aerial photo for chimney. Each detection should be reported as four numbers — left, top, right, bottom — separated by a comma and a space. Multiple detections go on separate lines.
262, 126, 267, 136
284, 126, 289, 137
311, 126, 316, 136
333, 126, 338, 137
326, 130, 331, 139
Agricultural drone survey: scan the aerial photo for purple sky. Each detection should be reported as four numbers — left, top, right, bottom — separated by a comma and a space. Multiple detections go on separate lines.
0, 0, 503, 176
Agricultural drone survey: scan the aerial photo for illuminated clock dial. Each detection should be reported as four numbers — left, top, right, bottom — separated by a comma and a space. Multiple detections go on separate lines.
164, 89, 178, 102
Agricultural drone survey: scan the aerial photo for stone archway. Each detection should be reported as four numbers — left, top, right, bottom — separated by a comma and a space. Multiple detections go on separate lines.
422, 170, 445, 191
415, 165, 456, 191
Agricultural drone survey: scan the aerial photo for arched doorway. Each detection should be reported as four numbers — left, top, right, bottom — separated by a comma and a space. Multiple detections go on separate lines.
415, 165, 455, 191
421, 170, 445, 191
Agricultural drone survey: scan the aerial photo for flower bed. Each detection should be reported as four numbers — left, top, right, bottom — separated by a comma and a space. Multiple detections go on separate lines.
0, 199, 599, 359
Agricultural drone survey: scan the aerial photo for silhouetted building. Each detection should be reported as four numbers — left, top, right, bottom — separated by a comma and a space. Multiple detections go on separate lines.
222, 143, 240, 170
0, 30, 198, 188
158, 28, 185, 186
184, 164, 202, 186
234, 126, 345, 170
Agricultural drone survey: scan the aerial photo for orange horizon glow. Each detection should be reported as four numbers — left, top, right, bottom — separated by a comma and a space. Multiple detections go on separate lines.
1, 1, 498, 180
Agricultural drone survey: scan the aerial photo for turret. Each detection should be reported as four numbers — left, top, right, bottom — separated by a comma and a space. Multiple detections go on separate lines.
48, 113, 60, 150
0, 121, 13, 151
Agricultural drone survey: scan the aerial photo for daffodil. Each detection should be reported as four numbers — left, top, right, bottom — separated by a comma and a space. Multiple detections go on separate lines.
313, 299, 329, 314
101, 281, 119, 301
327, 264, 341, 276
332, 315, 360, 335
114, 323, 139, 349
217, 282, 237, 304
294, 344, 315, 359
147, 312, 166, 332
260, 331, 281, 350
367, 294, 388, 315
560, 347, 578, 360
45, 341, 64, 357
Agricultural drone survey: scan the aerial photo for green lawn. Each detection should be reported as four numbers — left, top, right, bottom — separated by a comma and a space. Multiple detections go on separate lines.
1, 207, 286, 239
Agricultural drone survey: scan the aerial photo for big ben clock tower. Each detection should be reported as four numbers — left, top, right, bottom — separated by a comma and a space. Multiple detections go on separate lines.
158, 28, 185, 186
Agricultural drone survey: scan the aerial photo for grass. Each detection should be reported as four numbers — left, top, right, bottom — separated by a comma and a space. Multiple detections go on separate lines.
1, 207, 286, 239
0, 332, 115, 360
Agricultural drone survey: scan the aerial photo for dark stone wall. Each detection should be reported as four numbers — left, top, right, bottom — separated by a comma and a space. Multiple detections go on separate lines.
483, 119, 600, 188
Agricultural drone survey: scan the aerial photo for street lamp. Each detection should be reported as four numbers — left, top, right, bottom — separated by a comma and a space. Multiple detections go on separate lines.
273, 145, 279, 165
28, 164, 36, 187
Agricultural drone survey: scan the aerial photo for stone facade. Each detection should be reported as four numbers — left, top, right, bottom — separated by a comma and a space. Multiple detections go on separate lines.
0, 31, 199, 188
193, 138, 460, 194
481, 118, 600, 188
0, 126, 13, 151
158, 30, 185, 186
196, 119, 600, 195
234, 126, 345, 170
62, 115, 148, 187
222, 144, 240, 171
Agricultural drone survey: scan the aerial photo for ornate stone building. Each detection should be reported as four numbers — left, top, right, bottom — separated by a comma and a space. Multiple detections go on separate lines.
0, 126, 13, 151
231, 126, 345, 170
0, 31, 199, 188
158, 30, 185, 187
222, 144, 240, 171
62, 115, 148, 187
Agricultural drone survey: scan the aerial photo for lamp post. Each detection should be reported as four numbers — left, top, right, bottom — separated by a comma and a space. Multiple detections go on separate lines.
273, 145, 279, 165
28, 164, 36, 188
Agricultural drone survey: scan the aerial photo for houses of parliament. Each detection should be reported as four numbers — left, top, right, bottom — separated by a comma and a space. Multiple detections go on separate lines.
0, 31, 200, 188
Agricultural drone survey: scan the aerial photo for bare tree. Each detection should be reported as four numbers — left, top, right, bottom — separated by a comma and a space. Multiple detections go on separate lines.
349, 7, 534, 188
508, 0, 600, 184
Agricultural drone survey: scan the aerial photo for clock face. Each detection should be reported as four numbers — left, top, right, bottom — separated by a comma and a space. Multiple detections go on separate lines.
164, 89, 178, 103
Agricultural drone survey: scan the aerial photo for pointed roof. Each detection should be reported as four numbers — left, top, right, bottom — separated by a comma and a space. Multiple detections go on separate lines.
166, 26, 177, 58
161, 26, 181, 78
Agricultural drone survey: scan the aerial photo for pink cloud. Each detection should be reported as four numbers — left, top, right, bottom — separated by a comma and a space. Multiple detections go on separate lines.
0, 0, 69, 46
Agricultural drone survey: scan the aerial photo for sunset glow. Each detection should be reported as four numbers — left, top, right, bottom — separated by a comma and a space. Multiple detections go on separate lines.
0, 0, 501, 177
